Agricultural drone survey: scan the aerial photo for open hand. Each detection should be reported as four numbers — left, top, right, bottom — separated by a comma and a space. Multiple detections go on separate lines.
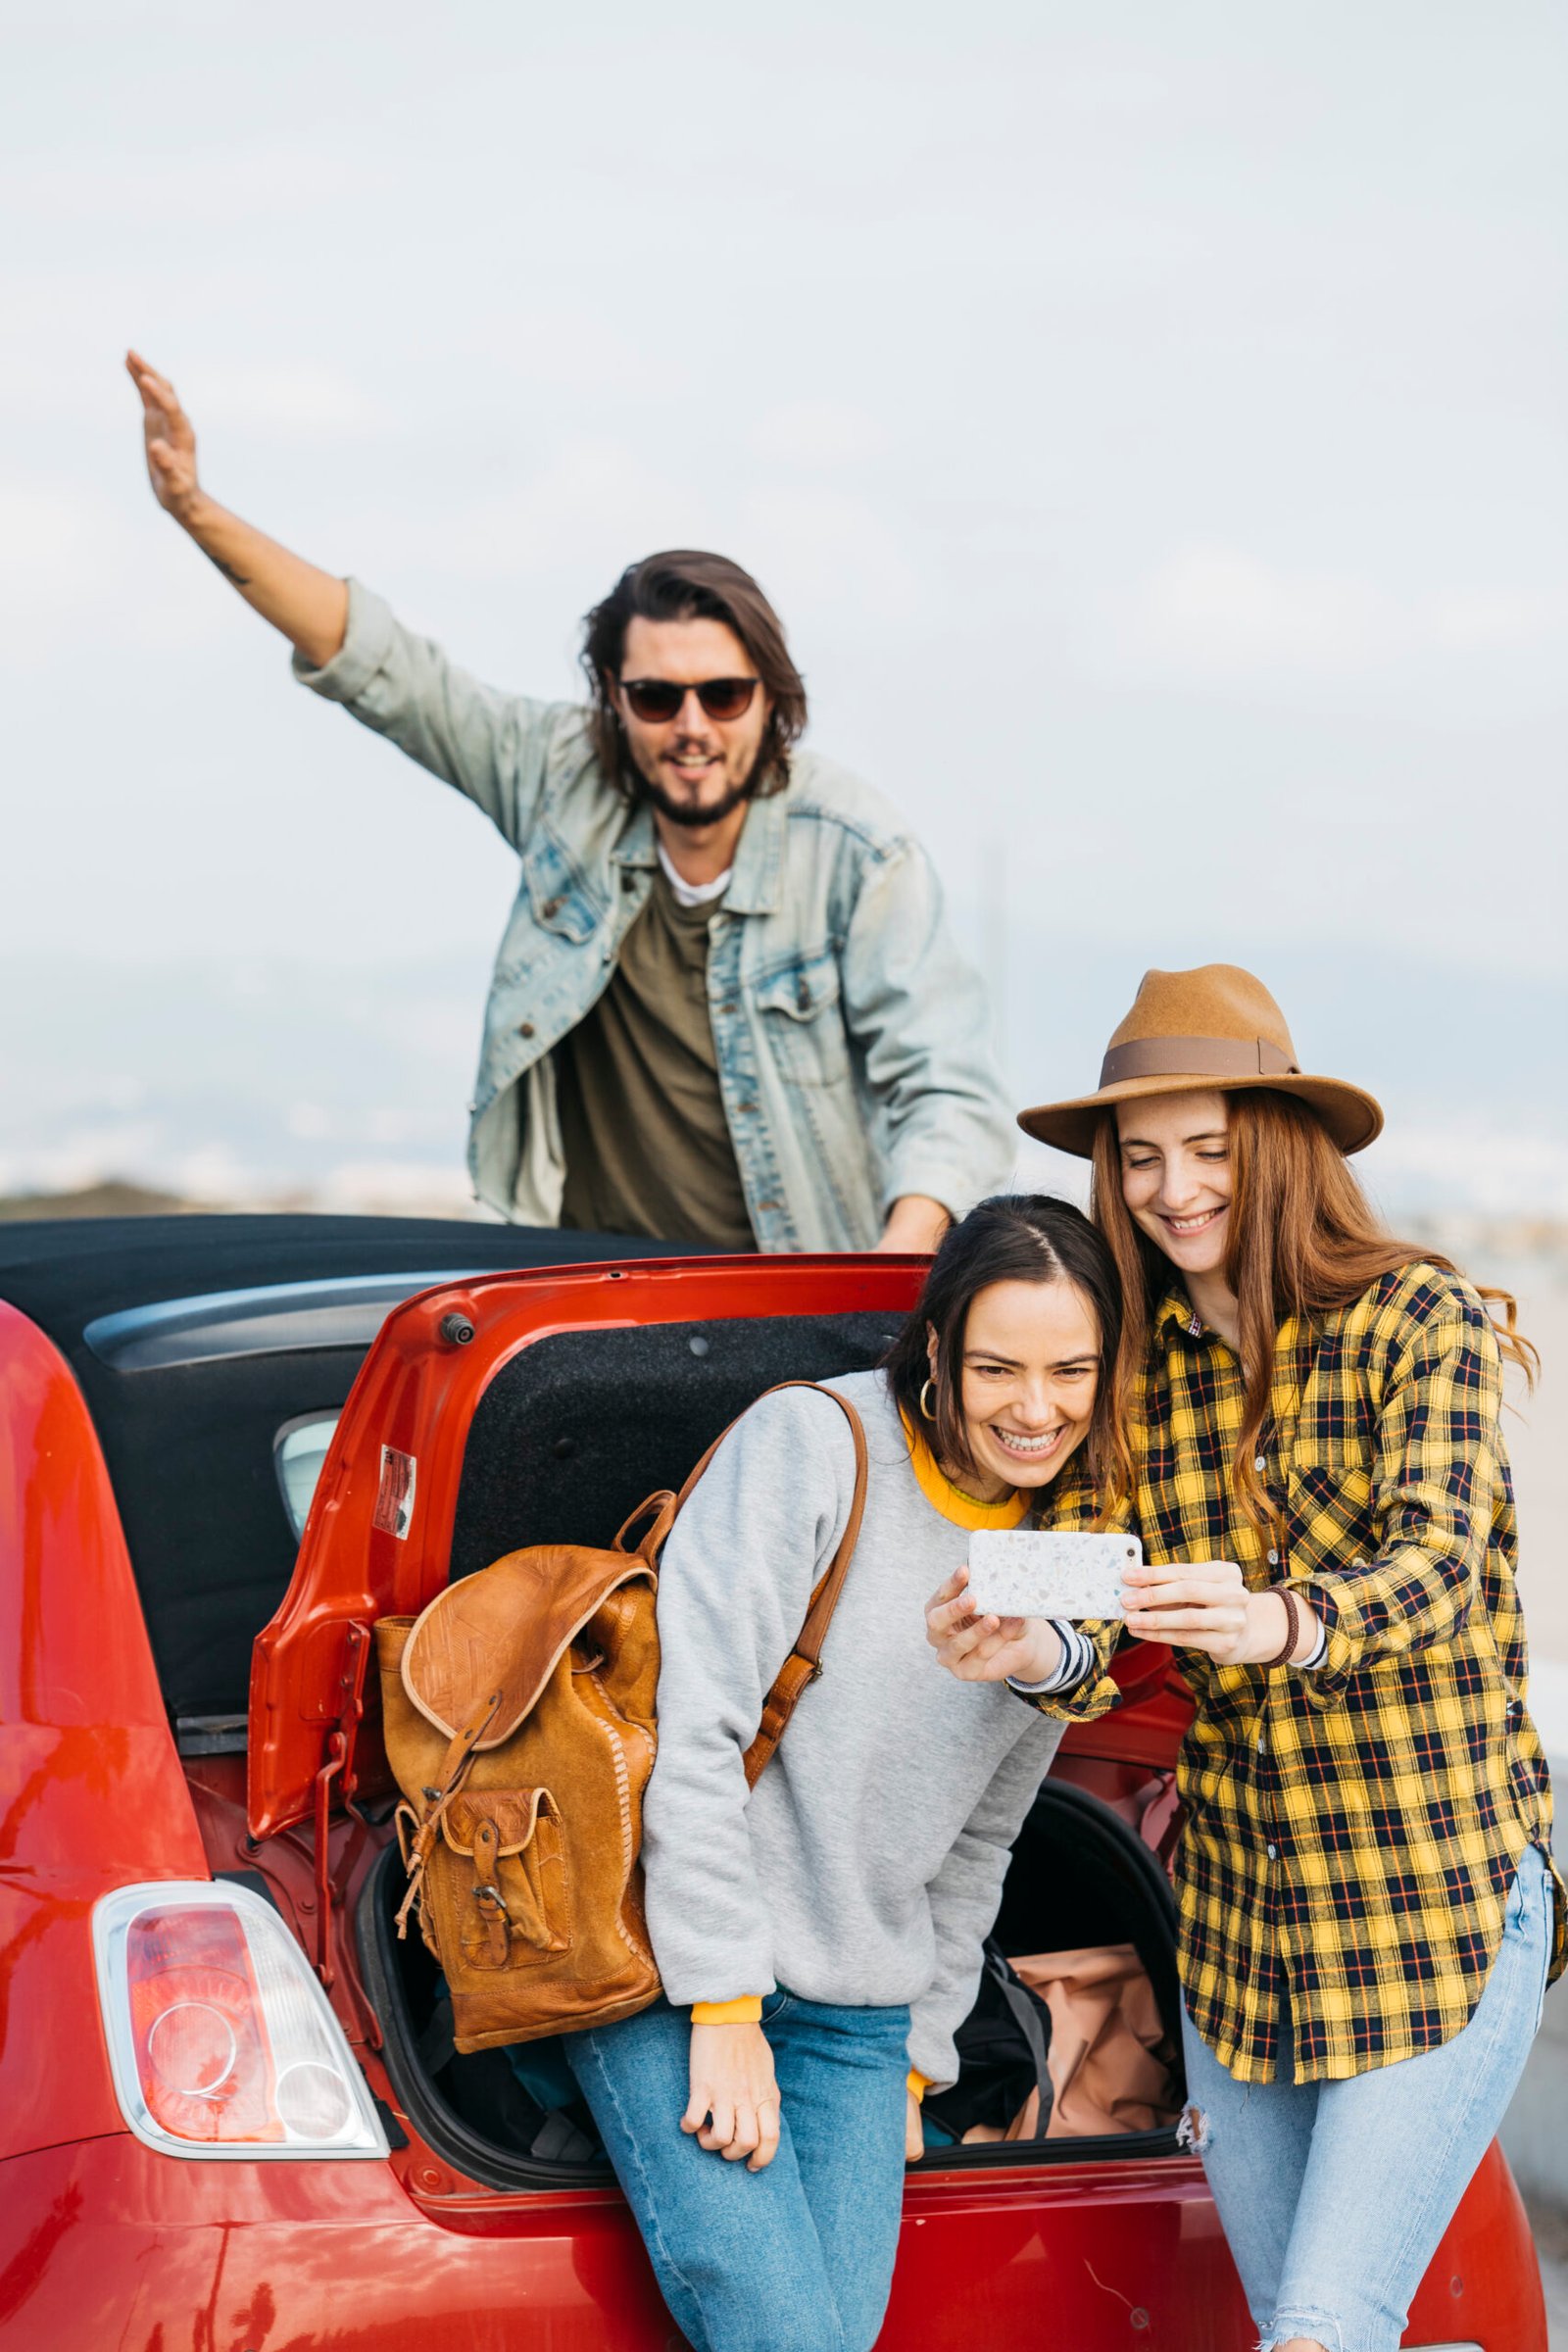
923, 1565, 1061, 1687
125, 349, 201, 516
683, 2021, 782, 2171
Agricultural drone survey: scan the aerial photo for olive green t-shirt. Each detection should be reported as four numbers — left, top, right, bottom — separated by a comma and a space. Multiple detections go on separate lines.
557, 869, 757, 1250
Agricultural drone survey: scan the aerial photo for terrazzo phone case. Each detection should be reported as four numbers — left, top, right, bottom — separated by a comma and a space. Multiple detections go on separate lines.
966, 1529, 1143, 1621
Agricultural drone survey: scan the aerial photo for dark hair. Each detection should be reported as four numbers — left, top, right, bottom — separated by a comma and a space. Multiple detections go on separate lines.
579, 550, 808, 800
881, 1194, 1130, 1510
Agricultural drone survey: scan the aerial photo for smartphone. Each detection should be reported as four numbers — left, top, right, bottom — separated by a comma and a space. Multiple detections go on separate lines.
965, 1529, 1142, 1621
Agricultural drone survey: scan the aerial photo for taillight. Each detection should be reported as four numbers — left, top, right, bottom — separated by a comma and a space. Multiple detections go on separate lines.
127, 1902, 281, 2142
94, 1883, 387, 2160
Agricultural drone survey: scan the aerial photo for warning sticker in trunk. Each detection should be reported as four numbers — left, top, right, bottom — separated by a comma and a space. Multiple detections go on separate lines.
373, 1445, 416, 1541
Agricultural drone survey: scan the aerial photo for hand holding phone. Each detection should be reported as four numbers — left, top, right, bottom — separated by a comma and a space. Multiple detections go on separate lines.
965, 1529, 1143, 1622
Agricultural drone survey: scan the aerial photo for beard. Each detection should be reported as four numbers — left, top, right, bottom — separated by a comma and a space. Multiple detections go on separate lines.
626, 745, 766, 830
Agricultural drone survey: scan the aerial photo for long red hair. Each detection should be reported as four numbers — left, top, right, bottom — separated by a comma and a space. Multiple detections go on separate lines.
1089, 1089, 1537, 1531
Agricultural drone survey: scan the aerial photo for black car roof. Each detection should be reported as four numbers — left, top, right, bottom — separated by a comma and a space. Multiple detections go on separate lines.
0, 1214, 690, 1727
0, 1212, 679, 1349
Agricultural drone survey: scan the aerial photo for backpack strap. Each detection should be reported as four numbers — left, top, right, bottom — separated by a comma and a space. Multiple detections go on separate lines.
673, 1381, 869, 1790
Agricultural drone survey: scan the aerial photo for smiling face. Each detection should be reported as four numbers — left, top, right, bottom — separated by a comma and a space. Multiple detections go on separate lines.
1115, 1090, 1235, 1277
928, 1276, 1102, 1503
610, 613, 772, 830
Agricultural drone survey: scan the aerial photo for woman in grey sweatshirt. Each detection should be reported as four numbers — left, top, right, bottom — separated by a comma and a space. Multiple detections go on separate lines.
562, 1195, 1127, 2352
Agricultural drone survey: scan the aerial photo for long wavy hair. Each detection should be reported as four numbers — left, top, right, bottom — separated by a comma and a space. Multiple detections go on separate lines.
1089, 1088, 1538, 1532
881, 1193, 1132, 1515
579, 550, 808, 800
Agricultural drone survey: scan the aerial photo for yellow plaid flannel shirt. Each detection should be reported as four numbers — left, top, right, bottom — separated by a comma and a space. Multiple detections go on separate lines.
1037, 1259, 1564, 2083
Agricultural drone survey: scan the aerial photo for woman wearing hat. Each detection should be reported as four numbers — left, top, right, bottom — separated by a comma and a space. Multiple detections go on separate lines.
926, 963, 1564, 2352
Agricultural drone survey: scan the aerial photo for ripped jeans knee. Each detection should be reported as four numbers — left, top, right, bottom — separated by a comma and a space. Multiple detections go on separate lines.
1175, 2100, 1211, 2155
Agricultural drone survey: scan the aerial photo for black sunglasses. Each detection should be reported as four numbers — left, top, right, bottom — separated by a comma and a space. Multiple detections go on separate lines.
618, 675, 760, 724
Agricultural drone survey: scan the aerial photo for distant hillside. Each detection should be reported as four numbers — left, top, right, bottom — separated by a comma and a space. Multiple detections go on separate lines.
1, 947, 1563, 1221
0, 1179, 206, 1221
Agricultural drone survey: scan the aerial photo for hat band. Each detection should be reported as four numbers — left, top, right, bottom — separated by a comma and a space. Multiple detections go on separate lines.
1099, 1035, 1299, 1087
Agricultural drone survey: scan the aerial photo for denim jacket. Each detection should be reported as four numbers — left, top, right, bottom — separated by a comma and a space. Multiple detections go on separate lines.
295, 583, 1016, 1249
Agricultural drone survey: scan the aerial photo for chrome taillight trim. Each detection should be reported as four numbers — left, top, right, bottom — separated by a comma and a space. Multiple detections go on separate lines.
92, 1881, 388, 2162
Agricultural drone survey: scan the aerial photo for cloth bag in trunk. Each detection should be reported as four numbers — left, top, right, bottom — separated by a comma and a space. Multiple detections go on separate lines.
376, 1383, 867, 2054
1006, 1944, 1179, 2138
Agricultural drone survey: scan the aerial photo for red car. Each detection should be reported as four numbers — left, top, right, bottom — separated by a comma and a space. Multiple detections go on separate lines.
1, 1212, 1545, 2348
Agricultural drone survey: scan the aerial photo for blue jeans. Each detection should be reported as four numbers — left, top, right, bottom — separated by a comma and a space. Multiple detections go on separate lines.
564, 1990, 912, 2352
1180, 1842, 1555, 2352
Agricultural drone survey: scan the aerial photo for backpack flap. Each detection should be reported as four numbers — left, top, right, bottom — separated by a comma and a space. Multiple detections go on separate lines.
400, 1535, 663, 1749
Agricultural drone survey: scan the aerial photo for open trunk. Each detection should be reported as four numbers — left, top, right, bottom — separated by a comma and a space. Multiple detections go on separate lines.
357, 1773, 1184, 2193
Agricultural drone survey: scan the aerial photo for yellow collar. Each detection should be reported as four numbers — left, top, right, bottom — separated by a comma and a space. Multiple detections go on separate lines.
901, 1412, 1029, 1532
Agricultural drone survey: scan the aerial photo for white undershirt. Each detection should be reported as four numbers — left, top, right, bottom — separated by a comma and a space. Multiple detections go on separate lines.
658, 842, 732, 909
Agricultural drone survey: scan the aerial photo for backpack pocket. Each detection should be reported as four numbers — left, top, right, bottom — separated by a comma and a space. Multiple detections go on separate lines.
439, 1788, 572, 1972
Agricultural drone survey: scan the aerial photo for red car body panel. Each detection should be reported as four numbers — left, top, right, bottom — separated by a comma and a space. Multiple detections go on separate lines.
0, 1251, 1548, 2348
0, 2126, 1540, 2347
0, 1301, 209, 2161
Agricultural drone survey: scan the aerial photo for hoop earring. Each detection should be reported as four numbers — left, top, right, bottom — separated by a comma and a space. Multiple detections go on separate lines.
919, 1378, 938, 1422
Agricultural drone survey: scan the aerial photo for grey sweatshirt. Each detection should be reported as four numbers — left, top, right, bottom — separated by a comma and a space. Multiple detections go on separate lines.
640, 1371, 1064, 2086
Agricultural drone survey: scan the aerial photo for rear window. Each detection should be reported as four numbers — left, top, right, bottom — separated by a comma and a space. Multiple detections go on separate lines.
275, 1414, 340, 1542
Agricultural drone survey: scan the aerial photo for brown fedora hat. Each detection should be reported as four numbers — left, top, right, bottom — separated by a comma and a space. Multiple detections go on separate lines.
1018, 963, 1384, 1157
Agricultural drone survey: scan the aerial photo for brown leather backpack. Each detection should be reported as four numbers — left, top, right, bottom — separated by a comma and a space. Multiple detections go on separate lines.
376, 1383, 867, 2054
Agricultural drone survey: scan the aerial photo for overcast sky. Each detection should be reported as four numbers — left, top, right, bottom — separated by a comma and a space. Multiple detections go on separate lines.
4, 2, 1564, 1127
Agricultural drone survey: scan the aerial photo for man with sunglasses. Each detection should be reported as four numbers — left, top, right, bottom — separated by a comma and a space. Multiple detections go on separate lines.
127, 351, 1014, 1251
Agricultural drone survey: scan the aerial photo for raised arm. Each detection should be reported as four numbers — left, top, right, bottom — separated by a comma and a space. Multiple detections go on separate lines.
125, 350, 348, 669
126, 349, 552, 840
